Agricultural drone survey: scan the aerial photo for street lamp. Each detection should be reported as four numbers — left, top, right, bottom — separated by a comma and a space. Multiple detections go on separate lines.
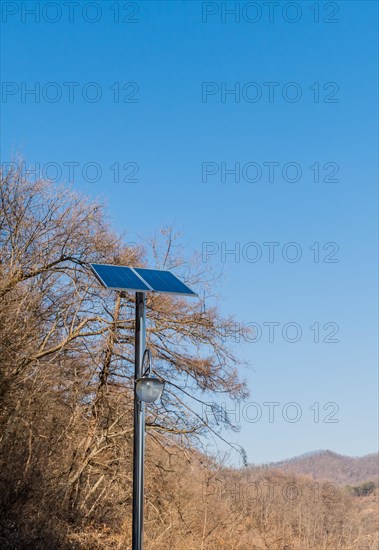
135, 349, 164, 403
89, 263, 196, 550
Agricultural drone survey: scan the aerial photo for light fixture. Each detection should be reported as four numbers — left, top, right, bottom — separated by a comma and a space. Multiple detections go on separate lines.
135, 349, 164, 403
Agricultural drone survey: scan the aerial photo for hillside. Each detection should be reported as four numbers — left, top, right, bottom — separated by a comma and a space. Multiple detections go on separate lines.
266, 450, 379, 485
1, 173, 378, 549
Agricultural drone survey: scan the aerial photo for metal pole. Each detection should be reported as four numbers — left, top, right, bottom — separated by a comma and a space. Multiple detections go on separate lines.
132, 292, 146, 550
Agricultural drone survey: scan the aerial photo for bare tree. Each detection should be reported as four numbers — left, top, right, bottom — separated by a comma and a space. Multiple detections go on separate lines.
0, 164, 248, 545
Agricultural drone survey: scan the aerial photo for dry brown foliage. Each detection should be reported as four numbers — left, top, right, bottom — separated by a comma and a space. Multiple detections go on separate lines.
0, 166, 377, 549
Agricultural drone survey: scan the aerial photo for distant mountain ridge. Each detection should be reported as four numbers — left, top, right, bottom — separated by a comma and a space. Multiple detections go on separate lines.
263, 450, 378, 485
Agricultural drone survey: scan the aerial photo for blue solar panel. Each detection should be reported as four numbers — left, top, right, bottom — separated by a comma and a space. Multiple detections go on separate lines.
90, 264, 196, 296
90, 264, 150, 292
134, 268, 196, 296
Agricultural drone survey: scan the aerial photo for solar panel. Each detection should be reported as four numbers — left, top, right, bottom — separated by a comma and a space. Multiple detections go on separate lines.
90, 264, 151, 292
90, 264, 196, 296
134, 268, 197, 296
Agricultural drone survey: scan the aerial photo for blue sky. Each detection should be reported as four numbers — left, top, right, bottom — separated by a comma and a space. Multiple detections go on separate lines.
1, 0, 378, 464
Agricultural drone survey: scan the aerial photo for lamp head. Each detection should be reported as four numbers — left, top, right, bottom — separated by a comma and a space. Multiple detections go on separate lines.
136, 376, 164, 403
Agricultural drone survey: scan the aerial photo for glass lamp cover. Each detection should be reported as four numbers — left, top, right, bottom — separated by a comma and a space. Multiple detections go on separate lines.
136, 376, 164, 403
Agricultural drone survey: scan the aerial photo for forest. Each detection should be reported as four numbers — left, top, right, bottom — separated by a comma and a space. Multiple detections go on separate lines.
0, 166, 377, 549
